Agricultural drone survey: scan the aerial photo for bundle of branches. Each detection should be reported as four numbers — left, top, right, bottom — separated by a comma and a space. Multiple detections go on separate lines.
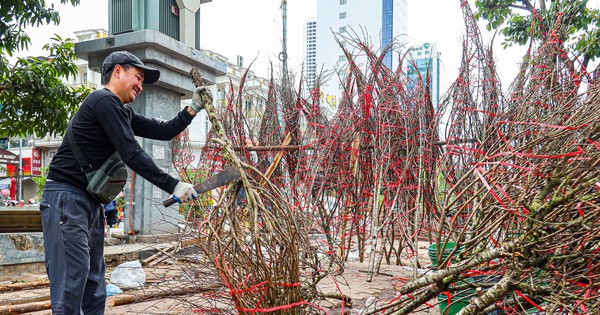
294, 28, 444, 283
178, 67, 324, 314
257, 65, 285, 183
368, 2, 600, 315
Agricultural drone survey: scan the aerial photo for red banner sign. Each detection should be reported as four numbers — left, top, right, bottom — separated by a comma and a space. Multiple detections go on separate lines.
6, 158, 31, 176
32, 147, 42, 176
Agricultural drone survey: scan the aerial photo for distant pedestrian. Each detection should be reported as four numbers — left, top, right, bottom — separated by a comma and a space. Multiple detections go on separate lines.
104, 199, 119, 227
9, 176, 16, 201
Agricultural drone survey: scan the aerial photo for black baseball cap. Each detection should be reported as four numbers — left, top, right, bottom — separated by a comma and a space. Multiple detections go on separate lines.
102, 51, 160, 84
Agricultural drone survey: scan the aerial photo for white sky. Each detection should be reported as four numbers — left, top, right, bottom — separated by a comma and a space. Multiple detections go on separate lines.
17, 0, 600, 94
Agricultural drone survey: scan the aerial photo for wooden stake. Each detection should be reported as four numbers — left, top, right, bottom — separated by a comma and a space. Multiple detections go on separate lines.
260, 132, 293, 185
0, 300, 52, 314
0, 279, 49, 293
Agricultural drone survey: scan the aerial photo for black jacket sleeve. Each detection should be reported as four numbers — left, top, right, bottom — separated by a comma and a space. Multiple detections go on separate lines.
130, 106, 195, 140
93, 99, 193, 194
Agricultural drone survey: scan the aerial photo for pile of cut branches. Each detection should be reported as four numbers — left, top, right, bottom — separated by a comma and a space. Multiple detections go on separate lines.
366, 2, 600, 315
170, 1, 599, 314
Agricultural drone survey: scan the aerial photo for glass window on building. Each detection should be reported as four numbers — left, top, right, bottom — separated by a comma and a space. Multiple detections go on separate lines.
339, 12, 346, 19
340, 0, 347, 4
9, 136, 32, 149
339, 26, 346, 33
339, 55, 345, 62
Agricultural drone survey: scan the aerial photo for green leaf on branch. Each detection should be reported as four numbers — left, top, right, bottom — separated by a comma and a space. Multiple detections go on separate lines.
0, 36, 90, 137
474, 0, 600, 69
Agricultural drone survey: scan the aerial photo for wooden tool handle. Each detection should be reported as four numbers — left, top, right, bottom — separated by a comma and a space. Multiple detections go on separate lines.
163, 197, 177, 207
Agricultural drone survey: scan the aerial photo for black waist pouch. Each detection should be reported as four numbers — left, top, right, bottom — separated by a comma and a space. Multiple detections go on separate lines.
85, 151, 128, 204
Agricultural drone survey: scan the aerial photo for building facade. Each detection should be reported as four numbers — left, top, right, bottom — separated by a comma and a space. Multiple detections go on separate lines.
303, 18, 317, 91
310, 0, 408, 106
406, 42, 441, 109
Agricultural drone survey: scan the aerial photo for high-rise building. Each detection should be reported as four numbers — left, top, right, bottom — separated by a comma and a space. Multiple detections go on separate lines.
308, 0, 408, 107
304, 18, 317, 91
406, 42, 441, 109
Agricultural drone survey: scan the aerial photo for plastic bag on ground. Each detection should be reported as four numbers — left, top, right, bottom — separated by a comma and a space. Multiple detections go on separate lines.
106, 283, 123, 296
109, 260, 146, 289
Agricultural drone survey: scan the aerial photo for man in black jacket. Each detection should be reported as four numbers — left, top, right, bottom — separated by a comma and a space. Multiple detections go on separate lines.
41, 51, 203, 314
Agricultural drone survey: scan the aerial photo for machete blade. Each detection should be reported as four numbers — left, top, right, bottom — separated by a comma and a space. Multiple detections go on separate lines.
163, 166, 241, 207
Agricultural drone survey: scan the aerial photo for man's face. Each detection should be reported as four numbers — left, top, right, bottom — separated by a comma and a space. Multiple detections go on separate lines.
114, 64, 145, 104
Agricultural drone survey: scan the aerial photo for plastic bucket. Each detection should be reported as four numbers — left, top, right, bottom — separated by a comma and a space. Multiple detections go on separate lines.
437, 290, 473, 315
428, 242, 462, 267
439, 282, 505, 315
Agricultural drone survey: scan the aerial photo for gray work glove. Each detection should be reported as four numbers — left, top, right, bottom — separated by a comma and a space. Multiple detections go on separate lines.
172, 182, 198, 203
190, 87, 212, 112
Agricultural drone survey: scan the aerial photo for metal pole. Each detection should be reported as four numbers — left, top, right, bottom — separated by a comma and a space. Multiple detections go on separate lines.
18, 138, 22, 204
281, 0, 288, 75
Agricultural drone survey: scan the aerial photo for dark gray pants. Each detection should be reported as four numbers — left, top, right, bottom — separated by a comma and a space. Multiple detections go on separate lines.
40, 181, 106, 314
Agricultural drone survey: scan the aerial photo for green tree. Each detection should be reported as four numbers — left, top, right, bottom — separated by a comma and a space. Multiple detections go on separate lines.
475, 0, 600, 70
0, 0, 90, 137
31, 166, 49, 201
